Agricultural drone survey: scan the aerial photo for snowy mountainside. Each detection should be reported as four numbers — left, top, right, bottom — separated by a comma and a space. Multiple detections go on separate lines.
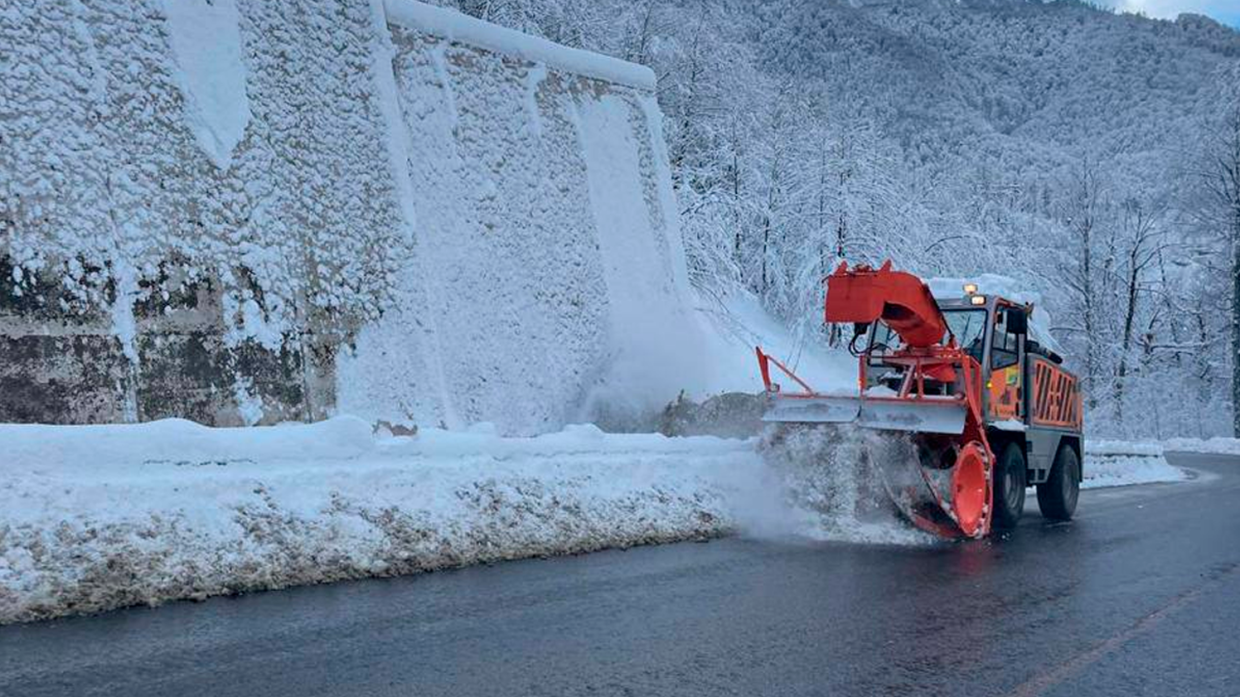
0, 0, 717, 433
765, 0, 1237, 169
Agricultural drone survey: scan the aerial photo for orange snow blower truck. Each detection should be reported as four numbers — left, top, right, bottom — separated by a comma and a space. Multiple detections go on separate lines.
756, 261, 1084, 539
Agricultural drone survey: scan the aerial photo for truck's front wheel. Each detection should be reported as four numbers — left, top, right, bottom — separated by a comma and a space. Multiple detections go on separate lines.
992, 443, 1026, 529
1037, 445, 1080, 521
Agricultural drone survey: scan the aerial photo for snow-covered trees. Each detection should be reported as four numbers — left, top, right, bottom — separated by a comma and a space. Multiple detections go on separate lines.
432, 0, 1240, 437
1186, 63, 1240, 436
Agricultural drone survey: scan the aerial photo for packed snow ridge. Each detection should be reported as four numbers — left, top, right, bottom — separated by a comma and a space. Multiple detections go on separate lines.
383, 0, 656, 89
0, 418, 763, 624
0, 419, 1188, 624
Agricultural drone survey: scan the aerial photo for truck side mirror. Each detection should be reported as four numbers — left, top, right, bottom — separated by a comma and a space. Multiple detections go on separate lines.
1004, 308, 1028, 335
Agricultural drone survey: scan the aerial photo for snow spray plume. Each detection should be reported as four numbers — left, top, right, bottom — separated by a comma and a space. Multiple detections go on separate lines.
757, 424, 933, 545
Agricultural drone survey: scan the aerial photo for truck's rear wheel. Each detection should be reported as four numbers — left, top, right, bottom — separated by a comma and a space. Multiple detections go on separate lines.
992, 443, 1026, 529
1037, 445, 1080, 521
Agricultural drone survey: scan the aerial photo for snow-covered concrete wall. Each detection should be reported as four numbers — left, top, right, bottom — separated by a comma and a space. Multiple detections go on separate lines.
0, 0, 693, 432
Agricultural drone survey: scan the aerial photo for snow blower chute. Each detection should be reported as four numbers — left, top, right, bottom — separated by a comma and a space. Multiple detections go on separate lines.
756, 261, 1085, 539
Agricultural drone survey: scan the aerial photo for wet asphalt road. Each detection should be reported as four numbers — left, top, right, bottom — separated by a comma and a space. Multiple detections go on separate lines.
2, 452, 1238, 697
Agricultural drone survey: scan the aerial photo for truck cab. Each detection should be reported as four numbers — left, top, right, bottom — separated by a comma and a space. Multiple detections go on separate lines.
863, 286, 1084, 525
936, 292, 1082, 485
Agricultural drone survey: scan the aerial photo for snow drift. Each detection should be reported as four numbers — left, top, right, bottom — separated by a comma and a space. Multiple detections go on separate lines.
1081, 440, 1187, 489
0, 418, 762, 624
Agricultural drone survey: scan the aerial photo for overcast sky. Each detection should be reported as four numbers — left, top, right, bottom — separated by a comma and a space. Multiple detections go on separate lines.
1104, 0, 1240, 27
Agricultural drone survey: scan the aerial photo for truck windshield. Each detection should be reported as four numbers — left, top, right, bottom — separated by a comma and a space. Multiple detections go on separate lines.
942, 309, 986, 359
869, 308, 988, 361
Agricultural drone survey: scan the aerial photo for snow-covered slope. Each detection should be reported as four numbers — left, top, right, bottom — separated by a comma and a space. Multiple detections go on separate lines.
695, 292, 856, 397
0, 0, 706, 433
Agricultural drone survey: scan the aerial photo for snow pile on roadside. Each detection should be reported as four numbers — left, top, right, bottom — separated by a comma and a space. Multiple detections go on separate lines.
757, 425, 934, 546
1085, 436, 1240, 460
0, 413, 945, 624
1086, 440, 1166, 457
1163, 437, 1240, 456
0, 418, 766, 625
1082, 454, 1186, 489
1082, 440, 1185, 489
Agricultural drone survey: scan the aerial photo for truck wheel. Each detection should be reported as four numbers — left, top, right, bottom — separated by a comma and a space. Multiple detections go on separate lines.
1037, 445, 1080, 521
992, 443, 1026, 529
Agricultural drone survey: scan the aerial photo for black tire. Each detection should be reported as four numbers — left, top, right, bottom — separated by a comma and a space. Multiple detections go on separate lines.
992, 443, 1027, 529
1038, 444, 1080, 521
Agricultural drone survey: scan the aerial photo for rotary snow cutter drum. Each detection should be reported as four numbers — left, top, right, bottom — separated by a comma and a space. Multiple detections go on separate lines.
759, 422, 992, 539
893, 435, 991, 539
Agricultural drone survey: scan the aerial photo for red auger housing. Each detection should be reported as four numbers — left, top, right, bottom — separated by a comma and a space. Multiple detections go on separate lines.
756, 261, 1084, 540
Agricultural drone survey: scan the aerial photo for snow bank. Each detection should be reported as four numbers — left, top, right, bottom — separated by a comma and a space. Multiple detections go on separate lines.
0, 418, 766, 624
1085, 439, 1166, 457
1163, 437, 1240, 456
1081, 453, 1186, 489
1087, 437, 1240, 459
1081, 440, 1185, 489
1073, 436, 1237, 488
0, 421, 1201, 623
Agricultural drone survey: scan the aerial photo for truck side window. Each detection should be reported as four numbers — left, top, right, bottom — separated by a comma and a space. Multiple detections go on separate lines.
991, 312, 1019, 369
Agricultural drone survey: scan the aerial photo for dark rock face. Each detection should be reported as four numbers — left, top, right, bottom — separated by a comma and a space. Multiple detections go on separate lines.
659, 392, 768, 439
0, 335, 130, 424
0, 255, 337, 425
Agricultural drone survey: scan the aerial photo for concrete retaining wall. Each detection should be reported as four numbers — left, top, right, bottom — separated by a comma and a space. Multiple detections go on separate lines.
0, 0, 690, 432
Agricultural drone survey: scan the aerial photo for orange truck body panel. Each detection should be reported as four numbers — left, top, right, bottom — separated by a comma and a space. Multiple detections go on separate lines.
1030, 358, 1083, 431
987, 364, 1022, 422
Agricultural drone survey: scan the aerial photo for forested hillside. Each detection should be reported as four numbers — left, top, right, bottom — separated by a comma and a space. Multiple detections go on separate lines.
434, 0, 1240, 438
